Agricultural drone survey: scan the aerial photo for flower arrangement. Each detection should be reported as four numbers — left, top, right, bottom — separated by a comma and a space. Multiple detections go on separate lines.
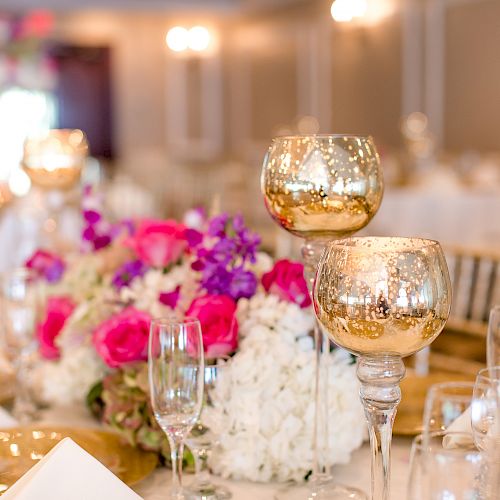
29, 188, 365, 482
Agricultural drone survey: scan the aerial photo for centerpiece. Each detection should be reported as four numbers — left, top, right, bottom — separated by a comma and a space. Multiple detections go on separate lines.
28, 187, 366, 482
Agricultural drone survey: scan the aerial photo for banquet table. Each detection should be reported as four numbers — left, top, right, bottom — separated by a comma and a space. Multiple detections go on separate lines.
39, 405, 412, 500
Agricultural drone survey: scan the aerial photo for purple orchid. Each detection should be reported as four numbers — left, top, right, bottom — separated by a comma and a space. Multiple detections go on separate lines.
112, 260, 148, 290
193, 213, 260, 301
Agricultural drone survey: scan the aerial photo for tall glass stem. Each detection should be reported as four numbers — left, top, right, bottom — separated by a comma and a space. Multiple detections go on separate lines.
302, 238, 331, 479
357, 356, 405, 500
167, 436, 185, 499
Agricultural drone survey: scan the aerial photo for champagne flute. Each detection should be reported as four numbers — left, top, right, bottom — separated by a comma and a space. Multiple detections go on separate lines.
314, 237, 451, 500
1, 268, 39, 422
149, 317, 205, 500
185, 362, 232, 500
262, 135, 383, 500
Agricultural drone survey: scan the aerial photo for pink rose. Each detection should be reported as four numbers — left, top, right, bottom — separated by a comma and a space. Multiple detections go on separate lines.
262, 259, 311, 308
186, 295, 238, 358
93, 307, 152, 368
37, 296, 75, 360
126, 219, 188, 268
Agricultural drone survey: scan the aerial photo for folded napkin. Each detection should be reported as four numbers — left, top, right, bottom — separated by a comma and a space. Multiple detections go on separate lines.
0, 406, 18, 428
2, 437, 143, 499
442, 406, 474, 449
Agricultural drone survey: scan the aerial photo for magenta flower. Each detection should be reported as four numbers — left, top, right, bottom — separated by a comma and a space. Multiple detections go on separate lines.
262, 259, 311, 309
158, 286, 181, 309
37, 296, 75, 359
25, 249, 65, 283
125, 219, 188, 268
93, 307, 152, 368
186, 294, 238, 358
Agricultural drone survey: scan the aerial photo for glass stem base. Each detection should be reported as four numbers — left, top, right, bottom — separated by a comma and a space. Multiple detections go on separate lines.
357, 356, 405, 500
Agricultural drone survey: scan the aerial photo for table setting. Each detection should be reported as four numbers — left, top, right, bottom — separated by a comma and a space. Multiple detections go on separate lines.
0, 131, 499, 500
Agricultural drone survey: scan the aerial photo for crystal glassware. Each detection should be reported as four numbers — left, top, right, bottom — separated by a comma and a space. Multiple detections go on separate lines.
185, 363, 231, 500
423, 381, 474, 435
471, 366, 500, 498
314, 237, 452, 500
1, 268, 39, 422
262, 134, 383, 500
148, 317, 205, 500
487, 306, 500, 368
407, 431, 483, 500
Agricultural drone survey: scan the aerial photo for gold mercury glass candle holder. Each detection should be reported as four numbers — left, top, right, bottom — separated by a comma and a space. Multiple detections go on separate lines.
261, 135, 384, 500
21, 129, 89, 251
22, 129, 88, 190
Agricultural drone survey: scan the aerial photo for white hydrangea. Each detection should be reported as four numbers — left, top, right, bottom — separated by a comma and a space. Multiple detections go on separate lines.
207, 292, 366, 483
120, 263, 197, 316
39, 344, 106, 406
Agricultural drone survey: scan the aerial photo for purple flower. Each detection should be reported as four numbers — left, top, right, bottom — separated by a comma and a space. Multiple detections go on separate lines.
25, 250, 65, 283
228, 268, 258, 300
207, 214, 229, 238
112, 260, 148, 289
158, 286, 181, 309
195, 213, 260, 301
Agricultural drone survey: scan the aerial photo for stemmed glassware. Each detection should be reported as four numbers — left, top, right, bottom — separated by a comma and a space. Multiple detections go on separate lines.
423, 381, 474, 436
471, 366, 500, 498
314, 237, 452, 500
148, 317, 205, 500
407, 431, 483, 500
1, 268, 39, 422
487, 306, 500, 368
261, 134, 383, 500
186, 363, 232, 500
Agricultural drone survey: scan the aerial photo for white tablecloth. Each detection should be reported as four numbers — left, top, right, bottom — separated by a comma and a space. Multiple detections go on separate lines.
40, 405, 412, 500
364, 187, 500, 247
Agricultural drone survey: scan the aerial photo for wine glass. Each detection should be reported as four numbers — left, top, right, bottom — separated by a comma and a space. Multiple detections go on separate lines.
487, 306, 500, 368
314, 237, 452, 500
407, 431, 483, 500
148, 317, 205, 500
1, 268, 39, 422
423, 382, 474, 442
261, 134, 383, 500
185, 362, 232, 500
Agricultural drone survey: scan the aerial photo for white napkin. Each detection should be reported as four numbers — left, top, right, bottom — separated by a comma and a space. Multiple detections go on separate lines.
2, 437, 143, 499
442, 406, 474, 449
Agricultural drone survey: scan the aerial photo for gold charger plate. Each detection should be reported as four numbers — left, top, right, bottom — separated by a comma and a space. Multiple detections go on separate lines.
0, 426, 158, 495
394, 371, 475, 436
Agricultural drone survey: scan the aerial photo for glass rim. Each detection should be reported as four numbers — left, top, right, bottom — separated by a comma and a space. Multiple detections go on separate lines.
476, 366, 500, 383
271, 133, 373, 142
428, 381, 475, 391
490, 304, 500, 313
150, 316, 201, 328
324, 236, 441, 253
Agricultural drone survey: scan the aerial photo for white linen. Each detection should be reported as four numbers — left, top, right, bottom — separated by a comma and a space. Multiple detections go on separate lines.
2, 437, 143, 500
442, 406, 474, 449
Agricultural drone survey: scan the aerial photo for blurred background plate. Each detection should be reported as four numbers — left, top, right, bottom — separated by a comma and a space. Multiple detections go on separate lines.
0, 426, 158, 495
394, 370, 476, 436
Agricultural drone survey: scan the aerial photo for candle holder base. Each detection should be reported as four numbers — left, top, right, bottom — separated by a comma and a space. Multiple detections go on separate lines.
274, 475, 368, 500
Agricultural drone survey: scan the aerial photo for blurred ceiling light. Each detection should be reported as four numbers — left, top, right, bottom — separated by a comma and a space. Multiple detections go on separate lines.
331, 0, 395, 25
188, 26, 211, 52
331, 0, 367, 22
166, 26, 189, 52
